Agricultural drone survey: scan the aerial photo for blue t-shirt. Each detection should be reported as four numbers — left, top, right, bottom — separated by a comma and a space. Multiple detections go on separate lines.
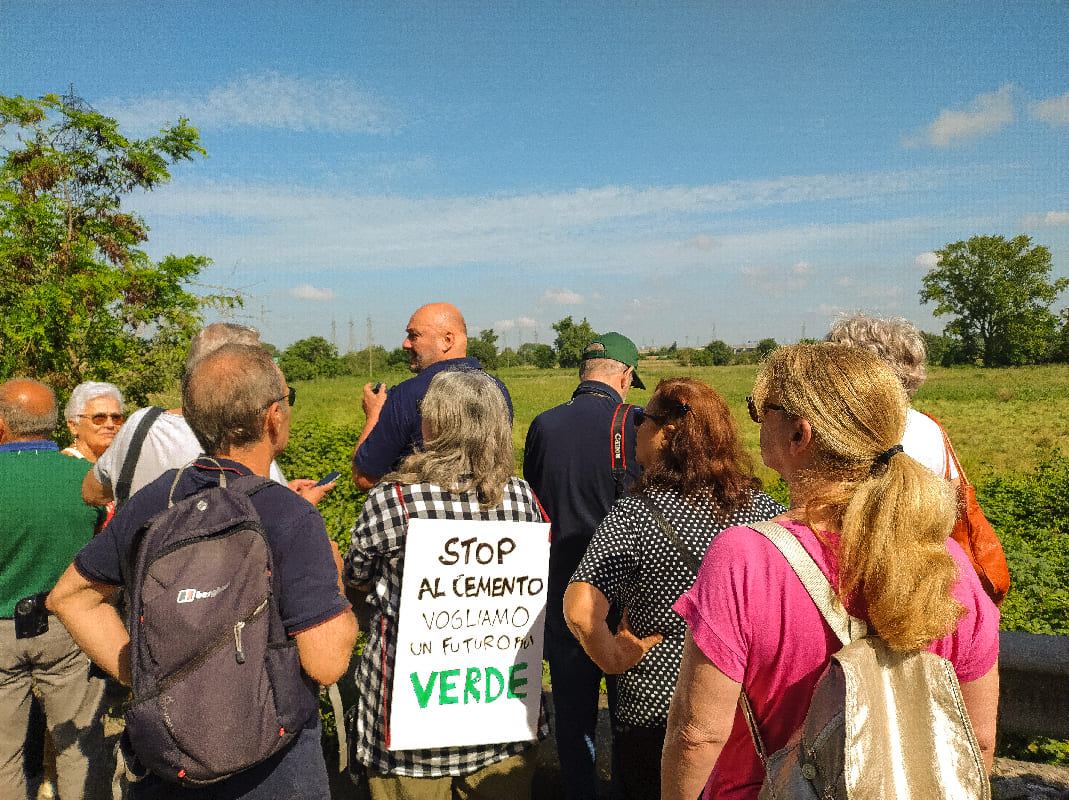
352, 357, 513, 480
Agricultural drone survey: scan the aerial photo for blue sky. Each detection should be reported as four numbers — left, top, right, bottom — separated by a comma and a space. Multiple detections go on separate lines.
4, 1, 1067, 352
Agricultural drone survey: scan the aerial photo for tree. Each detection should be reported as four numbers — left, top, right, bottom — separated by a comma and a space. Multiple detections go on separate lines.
920, 235, 1068, 367
467, 328, 499, 369
531, 344, 557, 369
756, 338, 779, 359
704, 340, 734, 366
552, 316, 597, 368
0, 91, 235, 404
279, 336, 339, 380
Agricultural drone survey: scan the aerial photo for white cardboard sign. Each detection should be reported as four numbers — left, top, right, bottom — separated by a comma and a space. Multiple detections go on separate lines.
388, 517, 551, 751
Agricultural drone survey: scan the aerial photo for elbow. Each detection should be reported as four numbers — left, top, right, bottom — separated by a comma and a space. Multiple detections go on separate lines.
351, 466, 378, 492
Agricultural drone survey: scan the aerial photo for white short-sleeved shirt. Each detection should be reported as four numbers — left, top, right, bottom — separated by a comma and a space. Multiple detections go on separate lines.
94, 407, 286, 501
903, 407, 958, 480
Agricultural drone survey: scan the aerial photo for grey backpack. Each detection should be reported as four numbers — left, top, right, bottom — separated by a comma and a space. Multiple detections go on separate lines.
741, 521, 990, 800
123, 465, 317, 786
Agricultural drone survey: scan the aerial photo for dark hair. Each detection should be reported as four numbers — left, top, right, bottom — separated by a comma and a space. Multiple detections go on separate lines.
632, 377, 760, 513
183, 344, 283, 455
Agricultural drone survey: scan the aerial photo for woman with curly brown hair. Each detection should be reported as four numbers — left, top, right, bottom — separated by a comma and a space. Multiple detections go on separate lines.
564, 377, 783, 800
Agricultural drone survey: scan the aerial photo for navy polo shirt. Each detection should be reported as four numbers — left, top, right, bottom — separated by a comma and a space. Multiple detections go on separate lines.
352, 357, 513, 480
523, 381, 641, 632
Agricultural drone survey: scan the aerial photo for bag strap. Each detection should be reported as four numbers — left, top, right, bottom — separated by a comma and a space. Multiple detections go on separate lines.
114, 406, 165, 506
638, 494, 701, 574
739, 521, 868, 765
610, 403, 636, 499
920, 411, 972, 486
748, 521, 866, 646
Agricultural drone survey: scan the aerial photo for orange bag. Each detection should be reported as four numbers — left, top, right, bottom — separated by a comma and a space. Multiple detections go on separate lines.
924, 413, 1010, 606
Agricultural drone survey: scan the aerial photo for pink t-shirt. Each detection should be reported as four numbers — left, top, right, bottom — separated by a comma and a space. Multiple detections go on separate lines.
673, 520, 1000, 800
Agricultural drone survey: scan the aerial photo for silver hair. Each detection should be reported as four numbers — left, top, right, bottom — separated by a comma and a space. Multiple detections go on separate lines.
825, 314, 927, 397
65, 381, 124, 421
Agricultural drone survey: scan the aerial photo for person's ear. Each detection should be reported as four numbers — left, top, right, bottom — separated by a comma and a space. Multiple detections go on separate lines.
0, 417, 7, 445
441, 330, 455, 353
788, 418, 813, 457
67, 418, 79, 438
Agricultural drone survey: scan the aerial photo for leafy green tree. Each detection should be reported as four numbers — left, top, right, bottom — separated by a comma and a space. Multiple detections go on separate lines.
552, 316, 597, 369
339, 346, 390, 377
920, 235, 1068, 367
387, 347, 409, 368
467, 328, 499, 369
756, 338, 779, 359
704, 339, 734, 366
279, 336, 339, 380
0, 91, 235, 403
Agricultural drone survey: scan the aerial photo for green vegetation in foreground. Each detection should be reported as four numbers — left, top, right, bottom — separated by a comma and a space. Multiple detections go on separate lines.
273, 361, 1069, 765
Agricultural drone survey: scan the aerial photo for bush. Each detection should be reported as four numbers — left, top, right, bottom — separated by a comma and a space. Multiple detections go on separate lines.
978, 454, 1069, 636
275, 420, 365, 553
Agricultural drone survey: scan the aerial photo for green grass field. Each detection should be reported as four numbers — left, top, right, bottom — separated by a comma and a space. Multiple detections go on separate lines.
285, 360, 1069, 488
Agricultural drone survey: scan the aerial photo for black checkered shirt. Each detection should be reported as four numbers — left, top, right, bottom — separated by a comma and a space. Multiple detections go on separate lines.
345, 478, 549, 777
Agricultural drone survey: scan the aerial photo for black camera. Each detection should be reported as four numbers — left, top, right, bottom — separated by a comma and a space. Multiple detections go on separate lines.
14, 592, 49, 639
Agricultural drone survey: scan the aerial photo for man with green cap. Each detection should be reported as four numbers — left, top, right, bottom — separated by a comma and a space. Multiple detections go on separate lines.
523, 332, 645, 800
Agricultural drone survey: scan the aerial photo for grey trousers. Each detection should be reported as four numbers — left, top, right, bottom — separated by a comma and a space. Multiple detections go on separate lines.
0, 618, 110, 800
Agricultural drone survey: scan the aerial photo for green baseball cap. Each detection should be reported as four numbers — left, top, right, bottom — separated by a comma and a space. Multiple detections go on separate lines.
582, 332, 645, 389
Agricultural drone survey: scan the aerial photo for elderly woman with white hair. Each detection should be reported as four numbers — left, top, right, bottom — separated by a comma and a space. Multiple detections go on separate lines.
824, 314, 958, 483
62, 381, 125, 463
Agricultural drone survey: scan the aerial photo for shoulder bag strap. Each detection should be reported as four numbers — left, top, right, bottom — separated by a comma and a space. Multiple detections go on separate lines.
610, 403, 635, 499
922, 411, 971, 487
748, 520, 866, 646
739, 521, 868, 764
638, 493, 701, 575
114, 406, 165, 506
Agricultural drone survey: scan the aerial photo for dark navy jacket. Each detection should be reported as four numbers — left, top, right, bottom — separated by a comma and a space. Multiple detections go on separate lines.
353, 357, 512, 480
523, 381, 641, 638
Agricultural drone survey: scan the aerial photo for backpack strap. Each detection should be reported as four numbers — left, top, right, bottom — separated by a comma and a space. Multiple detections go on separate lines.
739, 521, 868, 766
114, 406, 165, 506
748, 521, 866, 646
610, 403, 636, 499
638, 494, 701, 574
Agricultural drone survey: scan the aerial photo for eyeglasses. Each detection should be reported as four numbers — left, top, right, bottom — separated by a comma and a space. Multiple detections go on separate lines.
264, 387, 296, 410
633, 409, 667, 428
746, 396, 785, 424
79, 413, 125, 425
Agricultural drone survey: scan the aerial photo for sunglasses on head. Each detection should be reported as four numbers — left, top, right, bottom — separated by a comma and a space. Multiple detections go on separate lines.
746, 396, 785, 424
80, 413, 124, 425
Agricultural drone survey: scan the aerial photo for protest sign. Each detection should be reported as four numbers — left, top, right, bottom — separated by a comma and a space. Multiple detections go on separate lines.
388, 517, 551, 751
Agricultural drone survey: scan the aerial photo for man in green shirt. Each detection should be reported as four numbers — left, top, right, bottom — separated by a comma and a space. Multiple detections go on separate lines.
0, 379, 109, 800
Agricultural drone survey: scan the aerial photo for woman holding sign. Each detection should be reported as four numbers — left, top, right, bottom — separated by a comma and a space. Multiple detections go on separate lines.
564, 377, 783, 800
345, 368, 549, 800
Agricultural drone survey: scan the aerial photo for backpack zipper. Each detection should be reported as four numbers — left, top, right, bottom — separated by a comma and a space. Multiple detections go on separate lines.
128, 596, 270, 706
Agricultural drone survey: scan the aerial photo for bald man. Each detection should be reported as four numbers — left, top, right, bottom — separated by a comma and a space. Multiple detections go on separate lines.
0, 380, 109, 800
351, 303, 512, 489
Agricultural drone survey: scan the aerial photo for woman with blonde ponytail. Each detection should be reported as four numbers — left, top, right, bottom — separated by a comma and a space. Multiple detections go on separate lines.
661, 343, 1000, 800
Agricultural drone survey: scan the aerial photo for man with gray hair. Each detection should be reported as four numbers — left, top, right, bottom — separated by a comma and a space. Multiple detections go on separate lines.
83, 322, 330, 507
523, 333, 645, 800
0, 379, 110, 800
50, 344, 357, 798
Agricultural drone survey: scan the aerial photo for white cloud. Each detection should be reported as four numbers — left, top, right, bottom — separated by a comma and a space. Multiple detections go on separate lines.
541, 288, 583, 305
915, 251, 939, 269
288, 284, 337, 301
1022, 210, 1069, 228
679, 234, 717, 251
1029, 91, 1069, 126
98, 72, 400, 134
903, 84, 1015, 147
792, 261, 814, 276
